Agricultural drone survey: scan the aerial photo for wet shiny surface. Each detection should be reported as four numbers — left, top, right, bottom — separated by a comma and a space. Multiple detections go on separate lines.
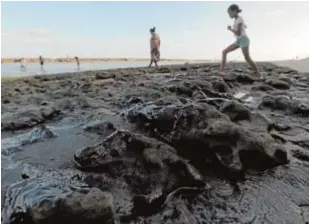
1, 63, 309, 223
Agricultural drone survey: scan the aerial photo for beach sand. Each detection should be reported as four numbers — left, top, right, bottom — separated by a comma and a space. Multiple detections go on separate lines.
272, 58, 309, 73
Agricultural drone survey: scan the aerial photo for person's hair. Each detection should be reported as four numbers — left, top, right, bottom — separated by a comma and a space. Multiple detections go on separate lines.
150, 26, 156, 33
228, 4, 242, 13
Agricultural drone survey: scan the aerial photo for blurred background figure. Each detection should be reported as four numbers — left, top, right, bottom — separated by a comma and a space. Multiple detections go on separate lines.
148, 26, 161, 68
20, 57, 26, 71
75, 56, 80, 70
39, 55, 44, 71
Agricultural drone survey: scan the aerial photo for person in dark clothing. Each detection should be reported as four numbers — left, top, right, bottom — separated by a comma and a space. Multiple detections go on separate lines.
75, 56, 80, 70
20, 57, 26, 71
39, 55, 44, 70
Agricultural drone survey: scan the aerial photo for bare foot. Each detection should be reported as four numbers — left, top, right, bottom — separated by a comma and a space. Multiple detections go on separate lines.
218, 68, 225, 75
253, 72, 265, 81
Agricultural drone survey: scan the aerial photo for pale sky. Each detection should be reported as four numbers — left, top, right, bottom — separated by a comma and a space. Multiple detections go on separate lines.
1, 1, 309, 61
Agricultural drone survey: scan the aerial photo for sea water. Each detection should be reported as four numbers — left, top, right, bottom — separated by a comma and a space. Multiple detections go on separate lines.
1, 61, 187, 77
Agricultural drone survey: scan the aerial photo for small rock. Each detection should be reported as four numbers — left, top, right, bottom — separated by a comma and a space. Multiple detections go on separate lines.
211, 81, 230, 93
293, 103, 309, 117
157, 67, 171, 74
259, 95, 291, 111
40, 101, 49, 106
266, 79, 290, 90
40, 107, 61, 118
2, 177, 117, 224
3, 99, 10, 104
219, 101, 251, 122
128, 96, 144, 105
236, 74, 255, 84
251, 84, 275, 92
95, 72, 116, 80
291, 149, 309, 162
268, 123, 291, 132
83, 121, 116, 135
21, 173, 30, 179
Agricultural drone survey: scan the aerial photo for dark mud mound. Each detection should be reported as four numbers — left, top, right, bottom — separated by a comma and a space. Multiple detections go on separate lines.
259, 95, 309, 117
1, 170, 117, 224
74, 129, 206, 219
83, 120, 117, 135
124, 100, 288, 176
1, 107, 61, 131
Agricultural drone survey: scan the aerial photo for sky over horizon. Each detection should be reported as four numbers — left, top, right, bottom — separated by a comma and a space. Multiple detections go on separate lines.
1, 1, 309, 61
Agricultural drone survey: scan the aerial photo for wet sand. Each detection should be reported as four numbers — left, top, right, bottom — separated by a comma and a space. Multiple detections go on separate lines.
1, 62, 309, 223
272, 58, 309, 73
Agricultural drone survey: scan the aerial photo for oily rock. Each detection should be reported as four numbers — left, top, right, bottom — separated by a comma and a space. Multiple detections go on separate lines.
2, 174, 117, 224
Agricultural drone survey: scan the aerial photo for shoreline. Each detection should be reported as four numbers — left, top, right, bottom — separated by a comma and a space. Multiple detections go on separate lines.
0, 62, 203, 82
1, 57, 190, 64
2, 59, 308, 83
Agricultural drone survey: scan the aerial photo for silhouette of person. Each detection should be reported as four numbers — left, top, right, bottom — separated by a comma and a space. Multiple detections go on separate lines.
39, 55, 44, 71
75, 56, 80, 70
20, 57, 26, 71
148, 27, 161, 68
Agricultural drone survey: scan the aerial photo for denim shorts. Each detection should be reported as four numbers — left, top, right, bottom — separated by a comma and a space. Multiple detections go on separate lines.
235, 36, 250, 47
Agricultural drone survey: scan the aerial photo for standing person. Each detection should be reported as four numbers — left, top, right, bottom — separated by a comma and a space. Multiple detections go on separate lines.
75, 56, 80, 70
219, 4, 261, 78
39, 55, 44, 71
148, 27, 161, 68
20, 57, 26, 71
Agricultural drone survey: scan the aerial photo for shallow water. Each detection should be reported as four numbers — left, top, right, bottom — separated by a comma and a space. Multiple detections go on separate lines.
1, 61, 187, 77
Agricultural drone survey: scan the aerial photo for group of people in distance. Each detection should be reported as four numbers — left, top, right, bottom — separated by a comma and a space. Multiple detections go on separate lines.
20, 55, 80, 71
19, 4, 261, 79
149, 4, 262, 79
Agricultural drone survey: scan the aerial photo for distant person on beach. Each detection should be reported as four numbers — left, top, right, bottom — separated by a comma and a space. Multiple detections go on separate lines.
148, 27, 161, 68
39, 55, 44, 70
220, 4, 261, 78
20, 57, 26, 71
75, 56, 80, 70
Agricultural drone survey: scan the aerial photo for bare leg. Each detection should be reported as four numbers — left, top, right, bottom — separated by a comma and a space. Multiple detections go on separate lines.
220, 43, 239, 71
241, 46, 261, 77
154, 60, 158, 67
148, 60, 153, 68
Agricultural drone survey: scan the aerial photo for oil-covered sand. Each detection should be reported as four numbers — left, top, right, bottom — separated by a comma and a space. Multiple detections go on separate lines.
1, 63, 309, 224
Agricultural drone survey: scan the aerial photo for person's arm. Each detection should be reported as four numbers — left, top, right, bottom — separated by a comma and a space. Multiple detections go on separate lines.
228, 23, 242, 36
228, 18, 243, 36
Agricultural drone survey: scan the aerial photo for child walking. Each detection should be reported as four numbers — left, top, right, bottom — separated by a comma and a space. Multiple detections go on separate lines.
148, 27, 161, 68
220, 4, 261, 78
